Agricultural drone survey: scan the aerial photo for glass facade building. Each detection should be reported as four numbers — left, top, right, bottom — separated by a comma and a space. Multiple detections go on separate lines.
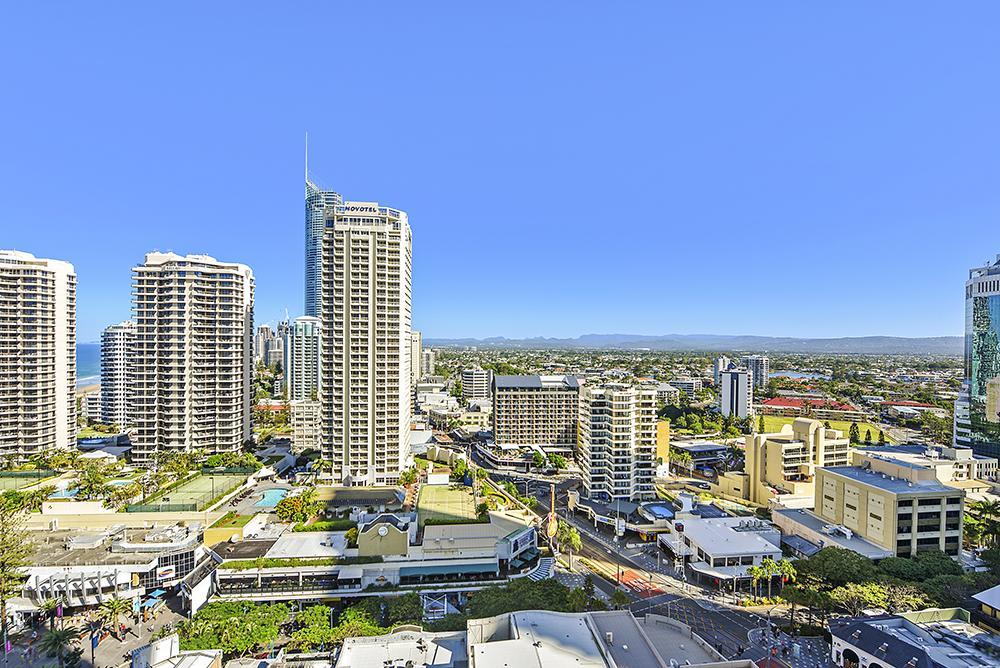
305, 179, 342, 317
956, 256, 1000, 459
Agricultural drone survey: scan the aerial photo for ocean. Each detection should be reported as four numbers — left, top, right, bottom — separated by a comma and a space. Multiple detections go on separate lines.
78, 343, 100, 387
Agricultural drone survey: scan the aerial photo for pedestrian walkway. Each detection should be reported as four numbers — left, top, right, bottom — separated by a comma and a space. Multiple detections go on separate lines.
527, 557, 555, 581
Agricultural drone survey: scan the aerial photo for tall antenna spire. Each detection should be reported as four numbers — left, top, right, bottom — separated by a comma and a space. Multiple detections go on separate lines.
304, 131, 309, 182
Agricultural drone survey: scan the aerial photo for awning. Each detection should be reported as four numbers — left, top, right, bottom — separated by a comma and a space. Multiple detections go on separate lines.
148, 589, 166, 598
337, 567, 364, 580
141, 599, 163, 609
399, 563, 498, 577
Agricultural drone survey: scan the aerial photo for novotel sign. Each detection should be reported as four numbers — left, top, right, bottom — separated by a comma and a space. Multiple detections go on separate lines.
341, 205, 380, 213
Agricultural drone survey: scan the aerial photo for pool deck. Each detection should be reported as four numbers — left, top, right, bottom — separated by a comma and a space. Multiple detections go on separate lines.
225, 481, 292, 515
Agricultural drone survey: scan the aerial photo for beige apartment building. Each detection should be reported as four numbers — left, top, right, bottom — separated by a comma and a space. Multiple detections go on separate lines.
717, 418, 850, 506
578, 384, 657, 502
0, 250, 76, 463
852, 444, 998, 486
813, 460, 964, 557
492, 375, 580, 452
131, 253, 254, 464
319, 200, 412, 486
291, 399, 321, 453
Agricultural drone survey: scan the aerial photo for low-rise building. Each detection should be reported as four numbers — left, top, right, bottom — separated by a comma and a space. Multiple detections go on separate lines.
81, 389, 102, 423
829, 609, 1000, 668
718, 418, 850, 507
972, 583, 1000, 633
757, 397, 867, 422
655, 382, 680, 405
657, 516, 782, 590
853, 444, 998, 484
668, 378, 702, 398
776, 454, 965, 559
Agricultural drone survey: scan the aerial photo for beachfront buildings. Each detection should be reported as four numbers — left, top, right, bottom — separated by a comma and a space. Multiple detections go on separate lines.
317, 194, 412, 485
283, 316, 321, 401
100, 320, 134, 427
492, 375, 580, 453
577, 384, 657, 502
0, 250, 76, 463
955, 254, 1000, 460
130, 253, 254, 464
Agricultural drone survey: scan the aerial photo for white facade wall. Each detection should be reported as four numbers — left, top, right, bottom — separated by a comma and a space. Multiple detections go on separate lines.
720, 369, 753, 419
0, 251, 76, 462
100, 320, 134, 427
462, 368, 493, 401
130, 253, 254, 464
284, 316, 321, 402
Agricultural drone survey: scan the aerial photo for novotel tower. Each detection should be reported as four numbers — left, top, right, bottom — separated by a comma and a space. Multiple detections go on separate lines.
318, 196, 413, 485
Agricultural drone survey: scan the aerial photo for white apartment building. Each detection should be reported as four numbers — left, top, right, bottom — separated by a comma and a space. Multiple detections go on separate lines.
319, 199, 412, 485
81, 390, 101, 423
421, 348, 436, 377
291, 399, 321, 453
719, 366, 753, 419
100, 320, 134, 427
130, 253, 254, 464
741, 355, 770, 389
668, 378, 702, 398
655, 382, 680, 405
284, 316, 321, 401
410, 330, 422, 389
0, 250, 76, 463
578, 384, 657, 502
713, 356, 731, 385
461, 368, 493, 401
492, 375, 580, 452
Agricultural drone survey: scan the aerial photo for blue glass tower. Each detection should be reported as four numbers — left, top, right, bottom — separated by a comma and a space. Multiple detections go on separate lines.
955, 255, 1000, 459
305, 177, 341, 317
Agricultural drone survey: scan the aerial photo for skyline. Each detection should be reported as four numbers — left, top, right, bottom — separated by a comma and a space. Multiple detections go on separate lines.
5, 3, 1000, 343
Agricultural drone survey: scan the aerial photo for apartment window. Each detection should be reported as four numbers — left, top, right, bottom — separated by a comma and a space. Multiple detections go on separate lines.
918, 498, 941, 507
898, 499, 913, 507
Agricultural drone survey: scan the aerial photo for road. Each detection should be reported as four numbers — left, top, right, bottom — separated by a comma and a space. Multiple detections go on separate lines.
477, 459, 833, 667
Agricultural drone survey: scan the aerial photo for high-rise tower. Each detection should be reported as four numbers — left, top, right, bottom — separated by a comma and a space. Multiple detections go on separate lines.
131, 252, 254, 464
284, 315, 322, 401
319, 199, 412, 485
0, 251, 76, 463
100, 320, 135, 427
305, 156, 343, 317
956, 255, 1000, 459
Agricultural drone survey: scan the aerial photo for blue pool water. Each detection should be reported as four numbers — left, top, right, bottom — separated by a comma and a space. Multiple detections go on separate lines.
50, 487, 79, 498
107, 479, 133, 487
255, 489, 288, 507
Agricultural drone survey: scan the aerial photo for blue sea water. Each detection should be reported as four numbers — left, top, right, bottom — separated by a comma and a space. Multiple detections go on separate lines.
77, 343, 101, 387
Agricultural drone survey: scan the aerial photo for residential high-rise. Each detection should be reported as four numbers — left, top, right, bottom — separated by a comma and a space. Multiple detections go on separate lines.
956, 255, 1000, 459
712, 356, 730, 384
741, 355, 770, 389
305, 178, 343, 317
410, 330, 422, 388
131, 252, 254, 464
462, 368, 493, 401
719, 365, 753, 419
319, 198, 412, 485
284, 316, 321, 401
492, 375, 579, 452
578, 384, 656, 502
100, 320, 135, 427
0, 251, 76, 463
254, 325, 274, 363
421, 348, 437, 377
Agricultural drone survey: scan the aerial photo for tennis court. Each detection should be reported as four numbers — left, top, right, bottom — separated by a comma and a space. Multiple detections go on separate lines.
0, 471, 57, 490
417, 483, 478, 525
128, 473, 246, 512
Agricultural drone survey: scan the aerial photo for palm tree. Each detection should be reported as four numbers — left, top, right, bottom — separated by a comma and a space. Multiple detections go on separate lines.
760, 558, 779, 598
747, 565, 764, 599
39, 628, 78, 668
76, 464, 110, 500
610, 589, 630, 610
39, 598, 59, 630
557, 522, 582, 571
100, 596, 132, 638
775, 559, 797, 590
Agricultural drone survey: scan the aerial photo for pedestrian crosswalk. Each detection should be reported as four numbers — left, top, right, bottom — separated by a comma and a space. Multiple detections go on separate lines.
528, 557, 555, 581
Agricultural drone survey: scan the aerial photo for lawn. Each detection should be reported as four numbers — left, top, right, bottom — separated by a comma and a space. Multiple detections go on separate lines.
416, 484, 478, 526
211, 512, 254, 528
759, 416, 895, 443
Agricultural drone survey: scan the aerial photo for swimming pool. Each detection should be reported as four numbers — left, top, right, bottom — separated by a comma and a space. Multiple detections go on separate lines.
107, 479, 134, 487
255, 488, 288, 507
49, 487, 79, 499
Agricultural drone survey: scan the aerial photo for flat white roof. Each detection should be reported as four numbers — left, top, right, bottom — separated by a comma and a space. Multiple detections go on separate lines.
264, 532, 347, 559
676, 517, 782, 557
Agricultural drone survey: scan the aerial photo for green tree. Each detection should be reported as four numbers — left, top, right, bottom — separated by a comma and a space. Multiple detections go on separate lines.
76, 463, 111, 500
849, 422, 861, 444
864, 428, 872, 444
532, 451, 546, 469
549, 454, 567, 470
610, 589, 630, 610
399, 468, 417, 486
100, 596, 132, 638
39, 598, 59, 630
831, 581, 887, 616
878, 430, 886, 445
39, 628, 79, 668
799, 547, 876, 588
1, 503, 34, 654
557, 521, 582, 571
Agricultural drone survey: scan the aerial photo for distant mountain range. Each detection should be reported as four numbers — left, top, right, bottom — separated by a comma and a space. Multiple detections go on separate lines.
423, 333, 963, 355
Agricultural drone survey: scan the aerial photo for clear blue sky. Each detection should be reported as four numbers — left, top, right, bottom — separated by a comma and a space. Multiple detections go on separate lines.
3, 2, 999, 343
